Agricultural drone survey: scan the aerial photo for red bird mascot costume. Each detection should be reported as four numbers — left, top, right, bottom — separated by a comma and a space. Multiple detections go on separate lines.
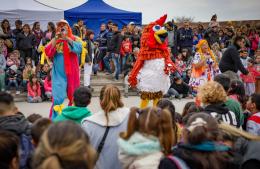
128, 14, 176, 108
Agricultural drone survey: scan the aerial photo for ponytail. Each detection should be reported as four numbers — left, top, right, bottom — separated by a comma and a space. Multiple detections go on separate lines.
39, 155, 62, 169
120, 107, 139, 139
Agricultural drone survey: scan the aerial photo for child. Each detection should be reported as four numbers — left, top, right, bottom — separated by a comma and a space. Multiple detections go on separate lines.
54, 86, 92, 124
92, 41, 100, 75
228, 80, 248, 110
0, 52, 6, 91
120, 36, 132, 71
6, 52, 20, 68
44, 70, 52, 100
165, 77, 192, 99
255, 52, 260, 72
241, 58, 260, 96
118, 107, 176, 169
239, 48, 250, 69
13, 50, 25, 71
211, 42, 222, 64
31, 118, 52, 147
0, 38, 7, 58
27, 74, 42, 103
37, 63, 49, 83
6, 65, 20, 94
175, 51, 187, 76
182, 69, 191, 84
246, 94, 260, 136
22, 63, 34, 91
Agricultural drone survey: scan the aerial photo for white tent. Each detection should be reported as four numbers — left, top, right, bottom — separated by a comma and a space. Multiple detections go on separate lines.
0, 0, 64, 30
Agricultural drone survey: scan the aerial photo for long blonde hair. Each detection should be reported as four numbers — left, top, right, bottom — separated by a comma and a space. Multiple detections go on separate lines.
197, 39, 216, 64
219, 123, 260, 141
33, 121, 96, 169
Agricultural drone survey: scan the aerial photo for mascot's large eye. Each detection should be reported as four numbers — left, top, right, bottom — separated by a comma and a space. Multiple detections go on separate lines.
153, 25, 161, 31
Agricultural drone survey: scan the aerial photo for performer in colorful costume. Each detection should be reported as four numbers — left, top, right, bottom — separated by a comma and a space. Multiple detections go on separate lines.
128, 14, 176, 108
45, 20, 82, 119
189, 39, 220, 93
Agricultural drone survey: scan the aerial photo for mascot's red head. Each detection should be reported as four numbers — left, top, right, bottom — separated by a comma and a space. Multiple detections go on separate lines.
139, 14, 169, 60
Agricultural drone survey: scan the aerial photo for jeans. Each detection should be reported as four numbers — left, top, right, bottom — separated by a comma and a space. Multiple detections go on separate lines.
0, 73, 5, 91
93, 64, 99, 74
122, 54, 129, 71
27, 96, 42, 103
167, 88, 180, 97
7, 79, 19, 90
103, 53, 121, 79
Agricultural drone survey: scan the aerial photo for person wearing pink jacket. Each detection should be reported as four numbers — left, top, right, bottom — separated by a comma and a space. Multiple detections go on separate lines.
44, 71, 52, 100
27, 74, 42, 103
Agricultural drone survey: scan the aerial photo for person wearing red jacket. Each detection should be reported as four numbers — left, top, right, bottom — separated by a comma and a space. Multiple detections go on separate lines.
120, 36, 132, 71
241, 58, 260, 96
44, 71, 52, 100
248, 28, 259, 57
27, 74, 42, 103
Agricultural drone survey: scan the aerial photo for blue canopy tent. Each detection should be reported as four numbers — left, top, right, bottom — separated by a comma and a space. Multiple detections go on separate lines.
64, 0, 142, 36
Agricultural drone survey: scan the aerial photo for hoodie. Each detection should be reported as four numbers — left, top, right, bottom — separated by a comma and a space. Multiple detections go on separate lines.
118, 132, 163, 169
204, 103, 240, 127
54, 106, 92, 124
0, 114, 31, 136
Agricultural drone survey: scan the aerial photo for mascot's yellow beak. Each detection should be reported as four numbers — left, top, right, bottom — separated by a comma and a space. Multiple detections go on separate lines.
154, 29, 168, 44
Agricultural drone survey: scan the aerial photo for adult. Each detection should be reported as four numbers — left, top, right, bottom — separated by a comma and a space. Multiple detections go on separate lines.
16, 24, 37, 63
84, 30, 95, 87
177, 21, 193, 55
42, 22, 56, 46
0, 19, 13, 52
44, 19, 82, 119
104, 23, 122, 80
32, 22, 44, 48
219, 36, 249, 75
82, 85, 129, 169
12, 20, 23, 38
204, 22, 219, 47
96, 23, 108, 70
32, 121, 96, 169
198, 81, 239, 127
165, 21, 178, 57
189, 39, 219, 93
72, 19, 84, 39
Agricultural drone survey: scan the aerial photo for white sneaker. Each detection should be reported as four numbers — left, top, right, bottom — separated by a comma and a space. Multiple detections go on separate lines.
6, 90, 11, 94
16, 91, 20, 95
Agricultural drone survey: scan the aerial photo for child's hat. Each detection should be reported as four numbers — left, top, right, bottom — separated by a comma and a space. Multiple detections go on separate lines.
9, 65, 17, 72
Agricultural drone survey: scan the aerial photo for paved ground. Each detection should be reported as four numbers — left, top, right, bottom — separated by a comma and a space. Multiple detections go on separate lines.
16, 96, 193, 117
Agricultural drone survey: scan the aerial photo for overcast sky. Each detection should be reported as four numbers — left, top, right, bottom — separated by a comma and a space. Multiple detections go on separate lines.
38, 0, 260, 24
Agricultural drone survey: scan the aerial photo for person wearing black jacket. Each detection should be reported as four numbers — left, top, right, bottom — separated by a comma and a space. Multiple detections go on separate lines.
104, 23, 122, 80
165, 77, 192, 99
16, 24, 36, 63
96, 23, 108, 70
219, 36, 249, 75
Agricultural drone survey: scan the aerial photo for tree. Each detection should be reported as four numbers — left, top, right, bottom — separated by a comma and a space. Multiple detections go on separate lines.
175, 16, 195, 23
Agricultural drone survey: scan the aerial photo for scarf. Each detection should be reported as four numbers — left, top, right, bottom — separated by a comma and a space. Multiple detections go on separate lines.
180, 141, 230, 152
56, 39, 71, 75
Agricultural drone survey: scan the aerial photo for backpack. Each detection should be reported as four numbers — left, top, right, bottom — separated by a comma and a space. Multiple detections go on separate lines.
19, 134, 34, 169
167, 155, 190, 169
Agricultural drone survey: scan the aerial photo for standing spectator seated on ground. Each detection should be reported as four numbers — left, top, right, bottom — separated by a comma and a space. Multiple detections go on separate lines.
37, 63, 49, 83
255, 53, 260, 72
211, 42, 223, 63
248, 28, 259, 57
54, 86, 92, 124
32, 22, 44, 48
6, 65, 20, 94
96, 23, 108, 71
246, 94, 260, 136
31, 118, 52, 147
0, 38, 7, 58
0, 49, 6, 92
118, 107, 176, 169
27, 74, 42, 103
82, 85, 129, 169
13, 50, 25, 71
32, 121, 96, 169
165, 21, 178, 57
165, 76, 192, 99
182, 69, 191, 84
120, 36, 132, 72
0, 19, 13, 53
44, 70, 52, 100
219, 36, 249, 76
92, 41, 101, 75
214, 74, 244, 125
6, 52, 20, 69
177, 21, 193, 54
198, 81, 240, 127
0, 130, 20, 169
16, 24, 37, 64
0, 92, 34, 169
228, 80, 248, 110
239, 48, 250, 70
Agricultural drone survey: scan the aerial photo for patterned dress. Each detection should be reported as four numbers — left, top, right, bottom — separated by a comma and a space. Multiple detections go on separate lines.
189, 52, 220, 92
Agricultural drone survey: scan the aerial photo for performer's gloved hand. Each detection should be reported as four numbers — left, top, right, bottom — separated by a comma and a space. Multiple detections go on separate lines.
128, 76, 137, 87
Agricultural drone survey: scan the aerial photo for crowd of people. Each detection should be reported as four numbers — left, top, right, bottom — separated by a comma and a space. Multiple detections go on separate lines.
0, 13, 260, 169
1, 81, 260, 169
